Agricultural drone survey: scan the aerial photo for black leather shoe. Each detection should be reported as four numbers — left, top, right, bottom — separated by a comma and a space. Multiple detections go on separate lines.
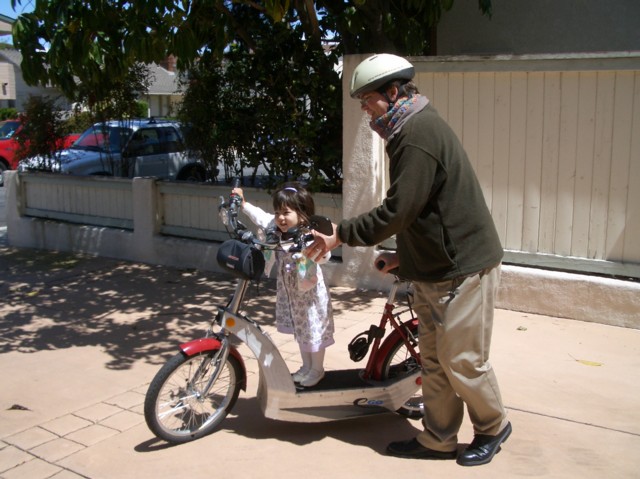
456, 422, 512, 466
386, 438, 457, 460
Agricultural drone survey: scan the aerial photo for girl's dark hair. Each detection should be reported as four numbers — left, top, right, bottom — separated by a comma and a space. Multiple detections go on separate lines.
272, 182, 315, 225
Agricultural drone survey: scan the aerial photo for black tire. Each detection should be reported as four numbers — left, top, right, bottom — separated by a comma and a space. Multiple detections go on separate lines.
379, 324, 424, 419
178, 165, 205, 182
144, 350, 242, 443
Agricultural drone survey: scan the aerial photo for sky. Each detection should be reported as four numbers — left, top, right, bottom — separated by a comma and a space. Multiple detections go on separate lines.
1, 0, 35, 43
0, 1, 35, 19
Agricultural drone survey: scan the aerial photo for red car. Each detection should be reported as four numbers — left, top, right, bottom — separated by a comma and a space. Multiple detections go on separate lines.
0, 119, 80, 186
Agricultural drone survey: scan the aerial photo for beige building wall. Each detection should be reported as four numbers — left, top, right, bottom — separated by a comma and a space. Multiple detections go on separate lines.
0, 61, 15, 102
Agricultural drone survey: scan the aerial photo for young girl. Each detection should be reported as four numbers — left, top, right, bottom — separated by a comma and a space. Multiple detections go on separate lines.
232, 182, 334, 387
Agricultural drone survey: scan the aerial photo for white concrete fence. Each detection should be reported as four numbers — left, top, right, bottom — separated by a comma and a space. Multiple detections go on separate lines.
5, 170, 639, 328
5, 171, 340, 270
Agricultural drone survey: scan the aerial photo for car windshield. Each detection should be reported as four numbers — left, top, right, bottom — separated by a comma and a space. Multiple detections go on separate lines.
74, 125, 133, 152
0, 120, 20, 139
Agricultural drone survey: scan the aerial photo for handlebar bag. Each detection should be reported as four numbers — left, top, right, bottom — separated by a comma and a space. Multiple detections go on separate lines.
217, 239, 265, 280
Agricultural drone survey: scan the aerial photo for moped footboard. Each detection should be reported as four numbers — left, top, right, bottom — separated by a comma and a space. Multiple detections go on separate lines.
263, 369, 421, 423
179, 337, 247, 391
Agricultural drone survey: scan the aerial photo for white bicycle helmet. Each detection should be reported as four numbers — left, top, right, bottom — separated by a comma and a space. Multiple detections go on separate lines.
349, 54, 415, 98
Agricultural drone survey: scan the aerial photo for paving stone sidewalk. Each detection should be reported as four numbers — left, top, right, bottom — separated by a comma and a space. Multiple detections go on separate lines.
1, 241, 639, 479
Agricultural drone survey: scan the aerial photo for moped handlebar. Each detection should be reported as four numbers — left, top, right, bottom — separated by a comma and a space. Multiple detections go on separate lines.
218, 180, 328, 253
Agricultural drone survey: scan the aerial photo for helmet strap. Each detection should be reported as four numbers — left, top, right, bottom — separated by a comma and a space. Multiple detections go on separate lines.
379, 83, 409, 111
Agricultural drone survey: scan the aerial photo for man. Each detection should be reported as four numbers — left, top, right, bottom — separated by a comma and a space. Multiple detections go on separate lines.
306, 53, 511, 466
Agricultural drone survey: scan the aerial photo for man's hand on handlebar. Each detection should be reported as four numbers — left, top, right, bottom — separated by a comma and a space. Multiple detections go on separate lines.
374, 251, 399, 274
304, 223, 341, 261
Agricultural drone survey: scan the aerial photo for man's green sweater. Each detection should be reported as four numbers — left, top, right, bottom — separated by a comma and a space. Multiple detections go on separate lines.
337, 102, 503, 282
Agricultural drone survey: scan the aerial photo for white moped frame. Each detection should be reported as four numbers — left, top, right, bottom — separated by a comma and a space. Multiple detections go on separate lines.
217, 279, 421, 423
144, 187, 422, 443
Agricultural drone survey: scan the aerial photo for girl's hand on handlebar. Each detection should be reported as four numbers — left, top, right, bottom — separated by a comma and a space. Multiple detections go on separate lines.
231, 187, 245, 206
374, 251, 399, 274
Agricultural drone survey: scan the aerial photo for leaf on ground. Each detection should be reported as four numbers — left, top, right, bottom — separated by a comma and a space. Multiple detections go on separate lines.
569, 354, 603, 367
8, 404, 31, 411
577, 359, 603, 367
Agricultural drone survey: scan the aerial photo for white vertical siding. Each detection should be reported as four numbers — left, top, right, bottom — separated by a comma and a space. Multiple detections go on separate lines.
413, 56, 640, 267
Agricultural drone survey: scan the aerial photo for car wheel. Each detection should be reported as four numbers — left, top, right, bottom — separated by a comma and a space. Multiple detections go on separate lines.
178, 165, 205, 182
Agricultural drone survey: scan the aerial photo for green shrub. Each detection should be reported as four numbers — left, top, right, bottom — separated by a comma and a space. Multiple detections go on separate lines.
134, 100, 148, 118
0, 108, 18, 120
64, 111, 94, 134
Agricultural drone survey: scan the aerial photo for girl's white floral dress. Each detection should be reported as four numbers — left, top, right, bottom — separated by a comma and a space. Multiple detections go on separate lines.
242, 202, 335, 353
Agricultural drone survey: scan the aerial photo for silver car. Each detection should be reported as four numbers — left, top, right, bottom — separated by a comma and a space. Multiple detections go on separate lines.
20, 118, 207, 181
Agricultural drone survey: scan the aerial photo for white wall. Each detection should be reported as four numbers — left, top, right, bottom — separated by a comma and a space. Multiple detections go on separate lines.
437, 0, 640, 56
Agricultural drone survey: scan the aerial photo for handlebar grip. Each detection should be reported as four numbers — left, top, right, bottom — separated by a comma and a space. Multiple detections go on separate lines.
375, 259, 400, 275
229, 178, 242, 206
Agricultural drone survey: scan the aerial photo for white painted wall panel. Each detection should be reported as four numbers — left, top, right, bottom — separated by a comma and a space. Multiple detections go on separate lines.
413, 56, 639, 267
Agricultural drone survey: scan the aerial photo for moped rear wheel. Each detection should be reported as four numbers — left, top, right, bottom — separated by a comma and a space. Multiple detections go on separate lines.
144, 351, 242, 443
380, 327, 424, 420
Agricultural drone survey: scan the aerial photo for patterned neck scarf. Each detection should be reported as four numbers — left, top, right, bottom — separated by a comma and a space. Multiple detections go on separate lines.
370, 95, 429, 141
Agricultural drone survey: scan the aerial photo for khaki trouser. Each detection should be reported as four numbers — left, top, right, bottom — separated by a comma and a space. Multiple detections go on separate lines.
413, 263, 508, 452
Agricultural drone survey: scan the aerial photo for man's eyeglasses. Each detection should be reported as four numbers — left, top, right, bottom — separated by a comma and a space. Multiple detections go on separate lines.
359, 94, 376, 106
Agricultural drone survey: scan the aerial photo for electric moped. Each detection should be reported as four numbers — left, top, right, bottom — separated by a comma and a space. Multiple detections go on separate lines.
144, 184, 423, 444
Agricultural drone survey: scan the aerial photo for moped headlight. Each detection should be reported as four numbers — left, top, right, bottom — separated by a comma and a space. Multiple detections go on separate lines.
219, 207, 230, 226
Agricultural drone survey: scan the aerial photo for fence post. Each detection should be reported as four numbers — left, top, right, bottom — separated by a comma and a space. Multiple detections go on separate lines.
4, 171, 27, 247
131, 177, 159, 261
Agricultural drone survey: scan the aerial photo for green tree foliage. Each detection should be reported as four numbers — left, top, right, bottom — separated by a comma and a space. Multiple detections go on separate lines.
324, 0, 492, 55
179, 7, 342, 190
11, 0, 492, 97
10, 0, 492, 190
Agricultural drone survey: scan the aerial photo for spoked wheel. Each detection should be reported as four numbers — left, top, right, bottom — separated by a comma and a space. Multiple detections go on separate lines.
144, 350, 242, 443
380, 324, 424, 419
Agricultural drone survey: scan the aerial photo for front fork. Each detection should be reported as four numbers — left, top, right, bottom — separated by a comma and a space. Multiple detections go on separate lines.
179, 334, 248, 393
178, 279, 252, 392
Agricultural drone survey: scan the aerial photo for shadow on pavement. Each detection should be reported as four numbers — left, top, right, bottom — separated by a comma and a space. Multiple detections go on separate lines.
0, 246, 272, 369
0, 245, 379, 371
134, 395, 422, 454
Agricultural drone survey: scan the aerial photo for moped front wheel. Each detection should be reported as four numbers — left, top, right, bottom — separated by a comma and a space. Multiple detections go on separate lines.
144, 350, 242, 443
380, 326, 424, 420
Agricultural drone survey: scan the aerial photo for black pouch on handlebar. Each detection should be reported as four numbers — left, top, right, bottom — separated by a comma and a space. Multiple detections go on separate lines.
217, 240, 265, 280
